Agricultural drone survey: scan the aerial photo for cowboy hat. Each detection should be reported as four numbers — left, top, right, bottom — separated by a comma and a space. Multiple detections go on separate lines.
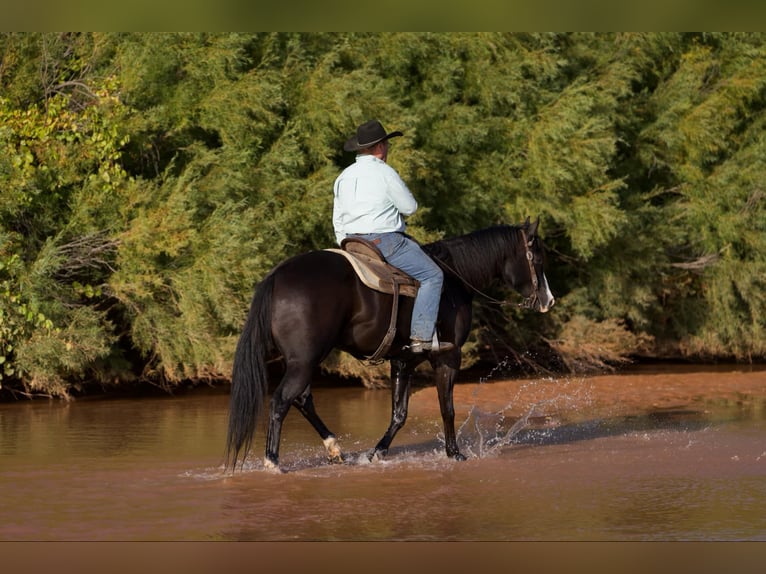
343, 119, 403, 152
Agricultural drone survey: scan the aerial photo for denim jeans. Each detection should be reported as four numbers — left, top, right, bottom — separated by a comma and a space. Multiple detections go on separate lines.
352, 232, 443, 342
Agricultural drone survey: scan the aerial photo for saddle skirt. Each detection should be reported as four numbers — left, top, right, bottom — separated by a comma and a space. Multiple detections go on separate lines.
325, 237, 420, 297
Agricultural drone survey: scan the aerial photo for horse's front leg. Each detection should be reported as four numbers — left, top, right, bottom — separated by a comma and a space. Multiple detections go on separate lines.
292, 385, 343, 463
369, 359, 412, 461
433, 361, 466, 461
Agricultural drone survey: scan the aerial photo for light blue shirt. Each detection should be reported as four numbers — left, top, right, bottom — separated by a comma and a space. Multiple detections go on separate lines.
332, 154, 418, 245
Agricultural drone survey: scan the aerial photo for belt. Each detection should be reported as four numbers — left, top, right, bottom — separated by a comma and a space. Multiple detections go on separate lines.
348, 232, 404, 245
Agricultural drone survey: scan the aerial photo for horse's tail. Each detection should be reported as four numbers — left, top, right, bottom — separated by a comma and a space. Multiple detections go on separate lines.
225, 272, 276, 470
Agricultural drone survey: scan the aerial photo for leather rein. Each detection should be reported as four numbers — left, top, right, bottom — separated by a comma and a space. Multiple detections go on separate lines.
433, 228, 539, 309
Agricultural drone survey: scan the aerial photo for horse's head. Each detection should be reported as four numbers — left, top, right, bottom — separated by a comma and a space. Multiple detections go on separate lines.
504, 218, 555, 313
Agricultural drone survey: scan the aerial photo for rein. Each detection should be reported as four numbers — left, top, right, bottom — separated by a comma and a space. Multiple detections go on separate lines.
435, 256, 510, 306
433, 228, 538, 308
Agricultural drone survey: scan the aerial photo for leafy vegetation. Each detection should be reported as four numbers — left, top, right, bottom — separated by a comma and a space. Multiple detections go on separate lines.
1, 32, 764, 398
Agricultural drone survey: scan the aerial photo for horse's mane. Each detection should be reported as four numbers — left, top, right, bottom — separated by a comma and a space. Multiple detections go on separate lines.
424, 224, 525, 288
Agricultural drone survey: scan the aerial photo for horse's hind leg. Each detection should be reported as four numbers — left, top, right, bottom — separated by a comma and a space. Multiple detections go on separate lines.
293, 386, 343, 463
265, 361, 315, 470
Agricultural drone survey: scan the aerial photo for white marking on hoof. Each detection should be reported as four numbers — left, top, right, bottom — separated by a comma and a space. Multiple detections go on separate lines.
323, 436, 343, 462
263, 458, 281, 473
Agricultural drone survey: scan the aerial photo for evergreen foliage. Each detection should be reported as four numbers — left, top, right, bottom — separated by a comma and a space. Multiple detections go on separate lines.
1, 32, 764, 398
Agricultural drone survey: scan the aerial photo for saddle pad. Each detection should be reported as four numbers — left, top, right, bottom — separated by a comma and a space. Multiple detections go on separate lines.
325, 248, 419, 297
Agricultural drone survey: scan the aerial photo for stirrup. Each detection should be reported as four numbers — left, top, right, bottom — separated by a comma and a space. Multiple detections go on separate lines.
407, 336, 455, 354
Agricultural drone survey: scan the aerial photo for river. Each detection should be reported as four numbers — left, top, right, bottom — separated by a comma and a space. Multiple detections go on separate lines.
1, 364, 765, 542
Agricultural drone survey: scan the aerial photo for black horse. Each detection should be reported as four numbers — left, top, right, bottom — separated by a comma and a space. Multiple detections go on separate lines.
226, 218, 555, 471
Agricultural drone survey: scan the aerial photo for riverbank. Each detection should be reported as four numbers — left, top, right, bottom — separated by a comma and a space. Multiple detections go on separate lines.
2, 358, 764, 403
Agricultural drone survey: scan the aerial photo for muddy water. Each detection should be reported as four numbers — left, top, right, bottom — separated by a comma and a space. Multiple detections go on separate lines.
1, 365, 765, 541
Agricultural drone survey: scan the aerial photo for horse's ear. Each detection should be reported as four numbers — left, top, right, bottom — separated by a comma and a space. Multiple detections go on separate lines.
528, 217, 539, 237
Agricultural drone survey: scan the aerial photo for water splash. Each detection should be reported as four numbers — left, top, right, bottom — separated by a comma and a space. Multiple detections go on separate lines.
478, 355, 522, 383
447, 374, 594, 459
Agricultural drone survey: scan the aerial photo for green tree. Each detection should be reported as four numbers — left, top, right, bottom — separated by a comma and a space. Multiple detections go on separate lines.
635, 33, 766, 359
0, 61, 128, 396
2, 32, 766, 398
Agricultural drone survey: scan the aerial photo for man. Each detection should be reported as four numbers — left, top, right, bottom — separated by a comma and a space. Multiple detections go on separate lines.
333, 119, 454, 354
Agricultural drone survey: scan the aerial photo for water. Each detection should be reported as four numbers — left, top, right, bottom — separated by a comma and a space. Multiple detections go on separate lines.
1, 365, 765, 541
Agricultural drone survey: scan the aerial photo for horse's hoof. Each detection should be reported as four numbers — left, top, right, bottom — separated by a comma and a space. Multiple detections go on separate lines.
263, 457, 284, 473
327, 453, 345, 464
367, 449, 384, 463
451, 452, 467, 462
324, 436, 344, 464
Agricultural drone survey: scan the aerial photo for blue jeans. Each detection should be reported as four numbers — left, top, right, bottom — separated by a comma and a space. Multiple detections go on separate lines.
353, 232, 443, 342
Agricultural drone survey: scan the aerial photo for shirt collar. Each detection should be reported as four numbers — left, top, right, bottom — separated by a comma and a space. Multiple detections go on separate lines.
356, 154, 384, 165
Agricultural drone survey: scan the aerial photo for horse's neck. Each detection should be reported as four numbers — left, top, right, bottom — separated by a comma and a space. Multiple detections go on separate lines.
435, 227, 520, 288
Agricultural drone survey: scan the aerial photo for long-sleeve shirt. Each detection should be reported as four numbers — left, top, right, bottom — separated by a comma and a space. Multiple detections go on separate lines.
332, 154, 418, 245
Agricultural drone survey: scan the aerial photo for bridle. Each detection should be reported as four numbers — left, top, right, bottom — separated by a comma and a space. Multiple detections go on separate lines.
517, 228, 539, 310
433, 228, 540, 309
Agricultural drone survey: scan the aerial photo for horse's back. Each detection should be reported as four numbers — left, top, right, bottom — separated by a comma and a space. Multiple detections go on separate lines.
273, 249, 355, 290
269, 249, 399, 359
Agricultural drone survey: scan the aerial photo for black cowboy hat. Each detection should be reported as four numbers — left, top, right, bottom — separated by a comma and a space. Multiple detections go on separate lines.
343, 119, 403, 152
